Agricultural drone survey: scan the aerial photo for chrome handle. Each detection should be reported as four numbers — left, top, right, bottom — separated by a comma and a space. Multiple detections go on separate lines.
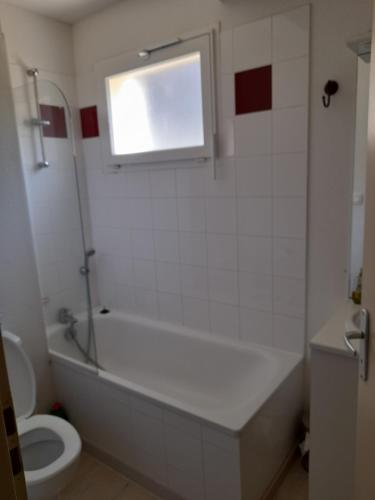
344, 308, 369, 381
344, 331, 364, 356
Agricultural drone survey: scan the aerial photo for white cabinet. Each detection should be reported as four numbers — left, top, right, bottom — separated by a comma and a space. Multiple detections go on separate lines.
309, 302, 359, 500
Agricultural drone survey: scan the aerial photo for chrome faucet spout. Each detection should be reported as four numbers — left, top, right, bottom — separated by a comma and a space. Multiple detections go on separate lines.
58, 307, 78, 326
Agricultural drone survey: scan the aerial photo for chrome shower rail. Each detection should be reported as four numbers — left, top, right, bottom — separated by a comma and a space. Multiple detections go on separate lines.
26, 68, 50, 168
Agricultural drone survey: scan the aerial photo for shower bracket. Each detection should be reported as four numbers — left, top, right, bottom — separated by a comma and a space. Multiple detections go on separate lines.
30, 118, 51, 127
26, 67, 51, 169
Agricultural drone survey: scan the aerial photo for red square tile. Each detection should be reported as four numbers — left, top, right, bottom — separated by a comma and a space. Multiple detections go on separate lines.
40, 104, 67, 138
235, 65, 272, 115
80, 106, 99, 139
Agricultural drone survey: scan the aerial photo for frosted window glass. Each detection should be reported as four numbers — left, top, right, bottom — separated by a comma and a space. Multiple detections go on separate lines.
106, 52, 205, 156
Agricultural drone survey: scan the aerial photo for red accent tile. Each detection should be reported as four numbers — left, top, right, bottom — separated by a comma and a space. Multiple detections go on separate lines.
80, 106, 99, 139
235, 65, 272, 115
40, 104, 67, 138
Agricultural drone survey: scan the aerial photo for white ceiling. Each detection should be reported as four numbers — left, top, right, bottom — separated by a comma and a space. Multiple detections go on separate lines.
4, 0, 121, 23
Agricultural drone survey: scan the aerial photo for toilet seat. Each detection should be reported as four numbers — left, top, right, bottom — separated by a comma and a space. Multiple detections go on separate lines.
18, 414, 81, 485
2, 329, 82, 496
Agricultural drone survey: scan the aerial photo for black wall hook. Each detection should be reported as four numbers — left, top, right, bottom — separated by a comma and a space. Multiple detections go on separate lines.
322, 80, 339, 108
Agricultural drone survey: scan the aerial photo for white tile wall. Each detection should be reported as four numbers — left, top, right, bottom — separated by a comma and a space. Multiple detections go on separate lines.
273, 197, 306, 239
156, 261, 181, 294
236, 156, 272, 197
182, 296, 210, 331
181, 265, 208, 299
237, 197, 272, 236
273, 57, 309, 109
273, 238, 306, 279
158, 292, 183, 324
218, 117, 235, 158
16, 126, 89, 325
272, 6, 310, 62
209, 302, 240, 339
154, 230, 179, 263
133, 259, 156, 290
131, 229, 154, 261
239, 273, 273, 311
177, 166, 208, 197
238, 236, 272, 274
177, 198, 206, 232
152, 198, 178, 230
207, 159, 236, 197
86, 6, 309, 355
240, 308, 273, 346
180, 232, 207, 267
134, 288, 158, 318
206, 197, 236, 234
233, 17, 272, 71
273, 276, 305, 318
235, 111, 272, 156
208, 268, 238, 305
150, 168, 176, 197
273, 153, 307, 197
207, 234, 237, 270
272, 106, 308, 153
273, 314, 305, 353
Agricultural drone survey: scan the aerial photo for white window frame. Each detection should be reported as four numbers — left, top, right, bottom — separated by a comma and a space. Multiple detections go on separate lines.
95, 34, 215, 166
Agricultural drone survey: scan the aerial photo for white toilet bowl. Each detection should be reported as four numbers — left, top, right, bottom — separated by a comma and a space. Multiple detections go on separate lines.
3, 330, 81, 500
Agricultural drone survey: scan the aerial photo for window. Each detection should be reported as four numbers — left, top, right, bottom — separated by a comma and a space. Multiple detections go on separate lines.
107, 52, 204, 156
96, 34, 214, 166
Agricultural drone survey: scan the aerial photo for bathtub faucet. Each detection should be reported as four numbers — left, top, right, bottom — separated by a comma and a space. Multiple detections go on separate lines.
58, 308, 78, 341
58, 308, 78, 327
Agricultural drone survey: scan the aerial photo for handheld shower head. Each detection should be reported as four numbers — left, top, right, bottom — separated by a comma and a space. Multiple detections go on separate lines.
80, 249, 96, 276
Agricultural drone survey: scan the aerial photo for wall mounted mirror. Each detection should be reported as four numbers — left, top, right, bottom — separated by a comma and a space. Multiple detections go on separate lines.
348, 34, 371, 302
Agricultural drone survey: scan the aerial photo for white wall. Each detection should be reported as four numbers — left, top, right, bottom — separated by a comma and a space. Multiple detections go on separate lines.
0, 31, 53, 411
0, 3, 86, 409
73, 0, 372, 344
0, 2, 74, 76
0, 4, 94, 326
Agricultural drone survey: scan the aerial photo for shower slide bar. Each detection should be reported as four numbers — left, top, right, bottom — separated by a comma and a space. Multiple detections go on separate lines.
26, 68, 50, 168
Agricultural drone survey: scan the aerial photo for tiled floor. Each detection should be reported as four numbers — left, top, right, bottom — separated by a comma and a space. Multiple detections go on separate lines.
272, 458, 308, 500
60, 452, 308, 500
59, 452, 161, 500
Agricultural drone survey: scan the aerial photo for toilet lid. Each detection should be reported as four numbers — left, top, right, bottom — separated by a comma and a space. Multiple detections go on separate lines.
2, 330, 36, 420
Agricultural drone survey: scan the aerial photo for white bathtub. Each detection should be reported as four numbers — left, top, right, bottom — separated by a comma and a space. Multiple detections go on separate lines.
48, 310, 304, 500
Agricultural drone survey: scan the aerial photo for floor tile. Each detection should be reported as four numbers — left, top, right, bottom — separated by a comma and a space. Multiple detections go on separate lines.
273, 458, 308, 500
60, 451, 308, 500
60, 452, 130, 500
114, 482, 162, 500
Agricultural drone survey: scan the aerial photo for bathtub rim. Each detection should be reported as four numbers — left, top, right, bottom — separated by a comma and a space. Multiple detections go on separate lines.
47, 309, 304, 434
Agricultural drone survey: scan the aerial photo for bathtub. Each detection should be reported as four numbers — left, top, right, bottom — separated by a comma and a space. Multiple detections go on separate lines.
48, 310, 304, 500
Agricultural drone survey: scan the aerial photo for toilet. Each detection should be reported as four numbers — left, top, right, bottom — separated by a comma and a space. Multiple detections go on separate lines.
3, 330, 81, 500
